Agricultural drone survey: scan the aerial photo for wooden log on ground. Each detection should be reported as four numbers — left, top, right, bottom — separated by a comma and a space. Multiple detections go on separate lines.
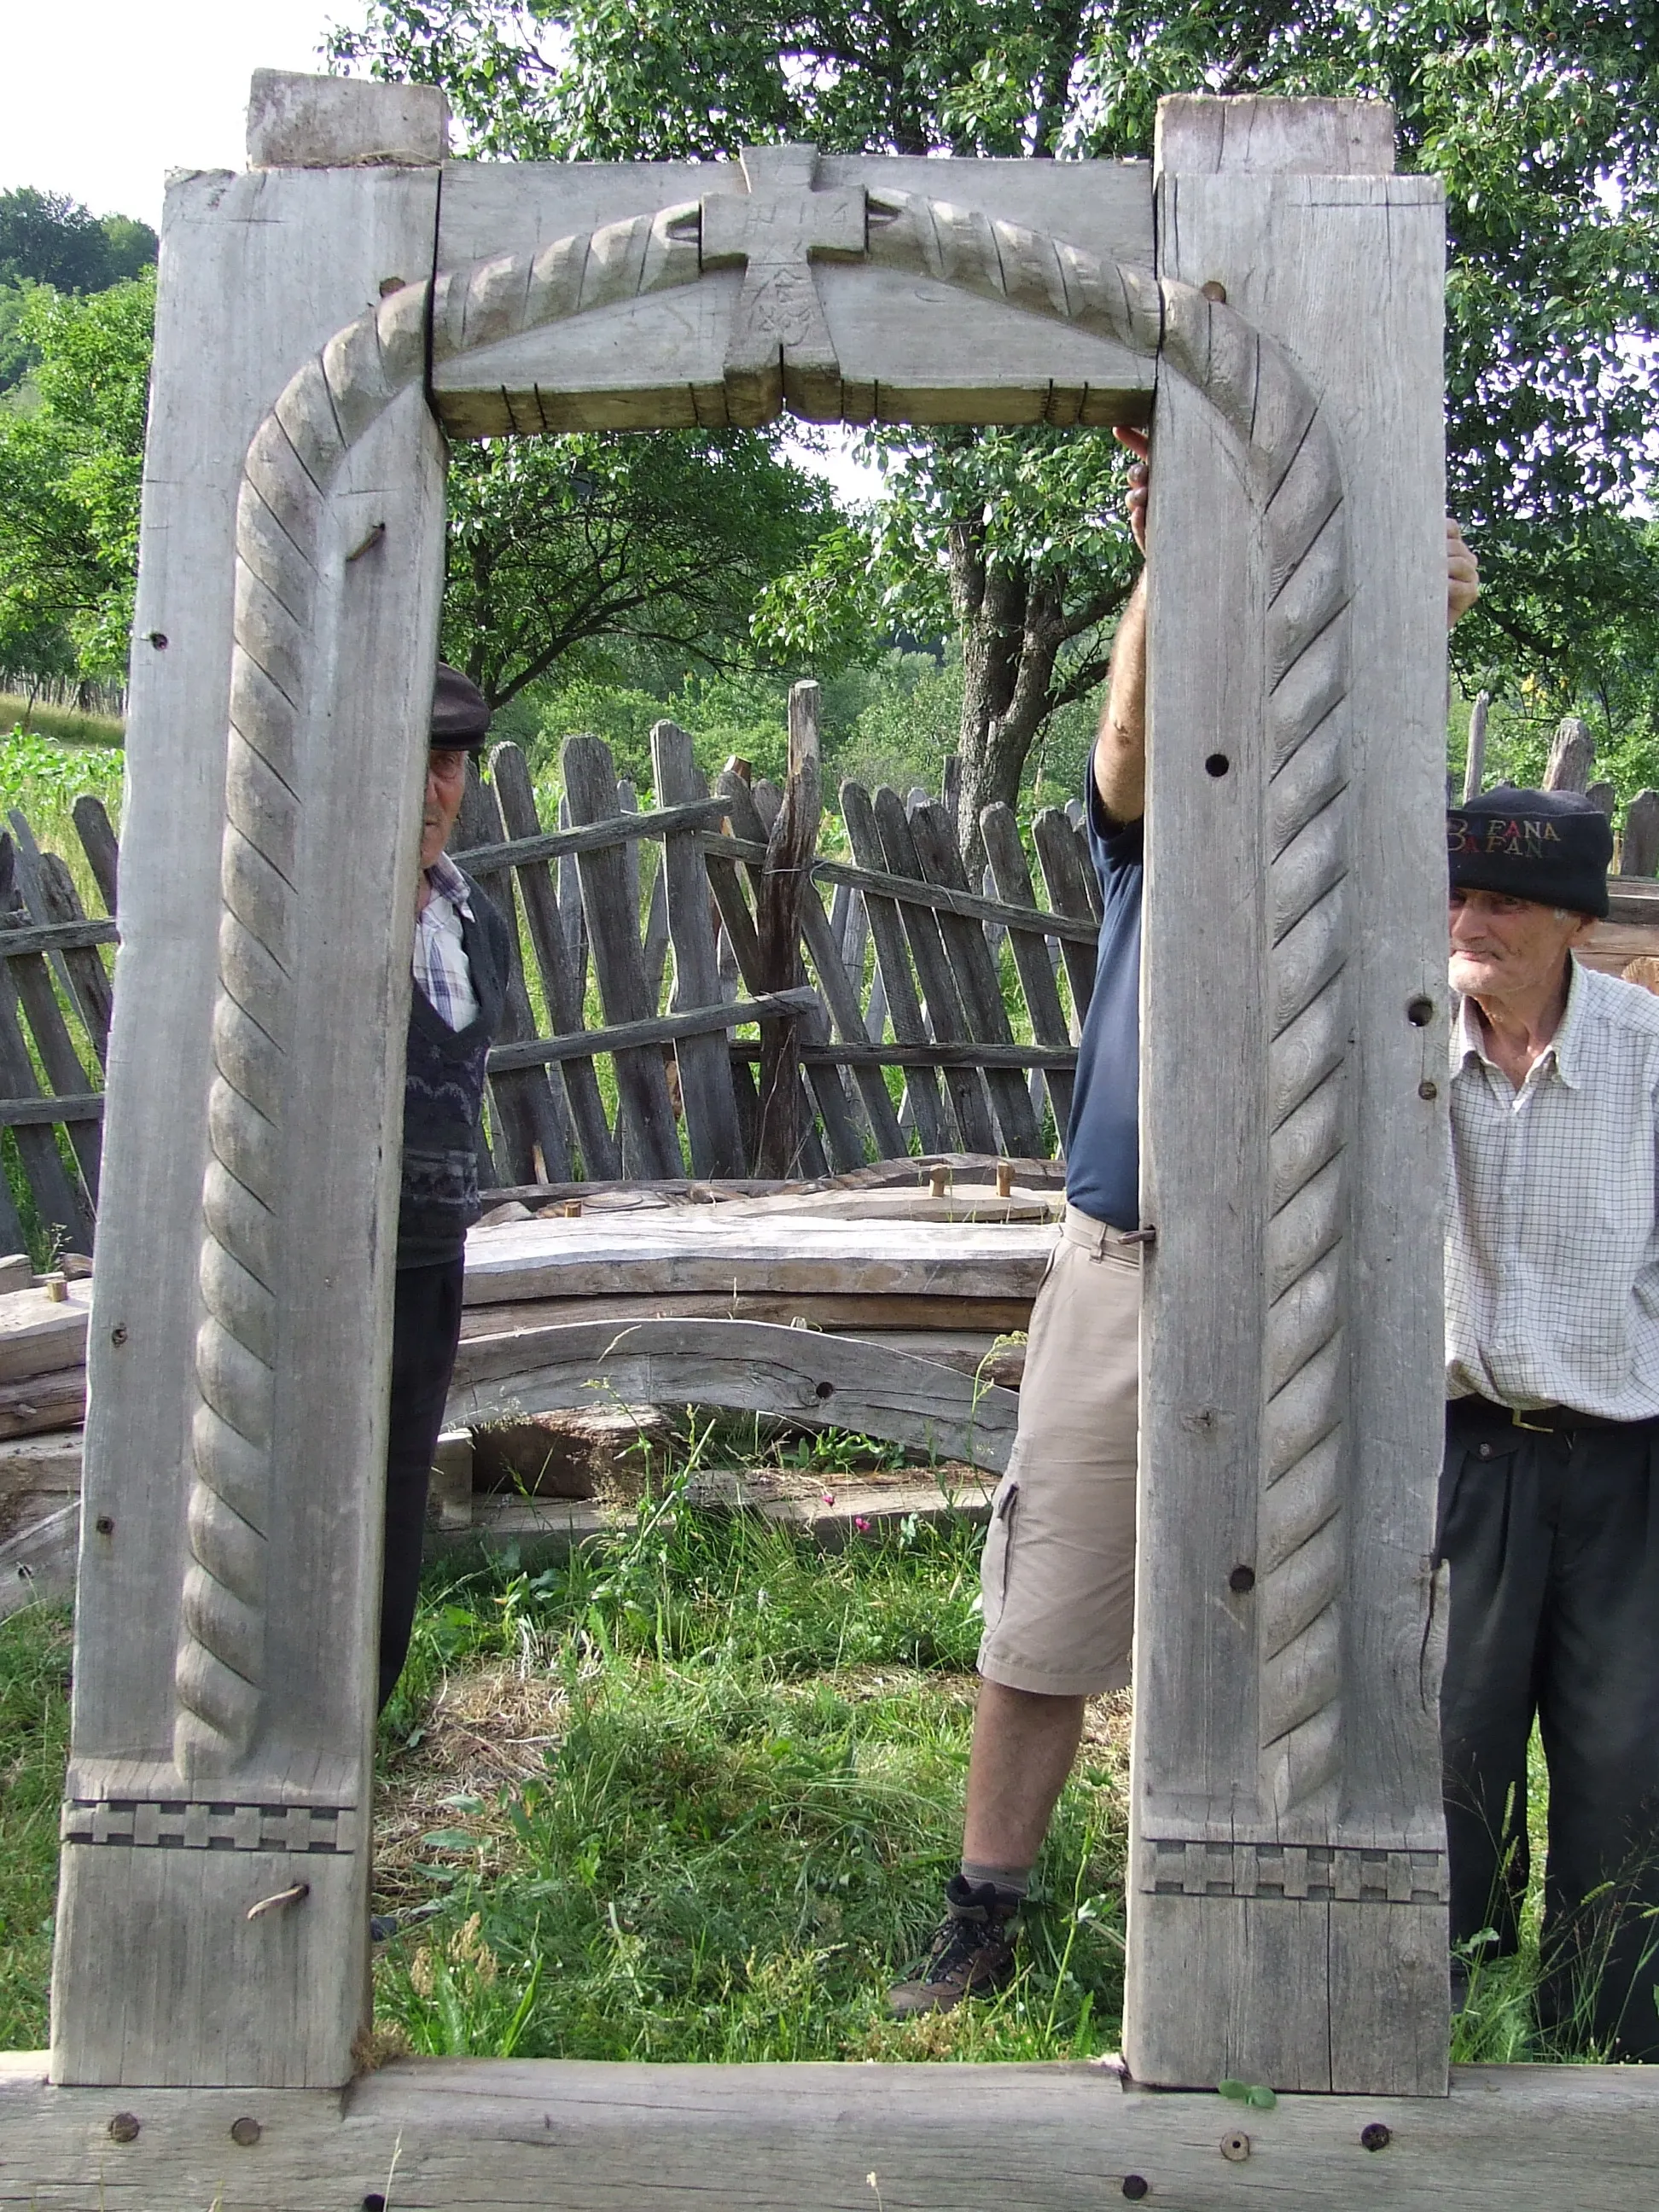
0, 1281, 91, 1382
0, 1368, 86, 1439
461, 1213, 1057, 1305
0, 1498, 79, 1616
3, 2052, 1659, 2211
458, 1290, 1038, 1341
445, 1316, 1022, 1474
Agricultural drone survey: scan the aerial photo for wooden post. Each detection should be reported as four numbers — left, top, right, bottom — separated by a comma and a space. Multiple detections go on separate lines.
1544, 713, 1594, 791
754, 684, 823, 1175
1622, 789, 1659, 878
50, 78, 448, 2089
1130, 96, 1450, 2094
1461, 689, 1489, 802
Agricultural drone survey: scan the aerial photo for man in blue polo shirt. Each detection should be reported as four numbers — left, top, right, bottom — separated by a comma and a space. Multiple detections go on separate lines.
890, 438, 1481, 2014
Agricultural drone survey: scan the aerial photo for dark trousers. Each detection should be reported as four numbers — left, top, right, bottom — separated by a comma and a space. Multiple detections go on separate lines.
379, 1255, 467, 1711
1439, 1403, 1659, 2058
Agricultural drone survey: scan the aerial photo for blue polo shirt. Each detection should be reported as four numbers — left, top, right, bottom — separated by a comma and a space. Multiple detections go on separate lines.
1062, 780, 1143, 1231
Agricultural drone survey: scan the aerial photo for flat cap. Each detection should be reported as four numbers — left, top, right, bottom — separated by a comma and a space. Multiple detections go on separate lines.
430, 662, 492, 750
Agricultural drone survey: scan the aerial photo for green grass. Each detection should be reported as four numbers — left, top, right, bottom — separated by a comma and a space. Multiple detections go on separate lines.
0, 696, 124, 751
370, 1488, 1130, 2063
0, 1603, 72, 2049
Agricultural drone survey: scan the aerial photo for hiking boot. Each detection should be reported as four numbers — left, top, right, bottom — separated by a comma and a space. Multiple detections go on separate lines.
888, 1875, 1021, 2017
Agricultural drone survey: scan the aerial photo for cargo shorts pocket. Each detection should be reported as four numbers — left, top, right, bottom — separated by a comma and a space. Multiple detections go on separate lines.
979, 1475, 1020, 1634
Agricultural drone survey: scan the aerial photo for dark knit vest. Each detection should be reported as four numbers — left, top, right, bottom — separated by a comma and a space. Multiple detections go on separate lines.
398, 870, 511, 1269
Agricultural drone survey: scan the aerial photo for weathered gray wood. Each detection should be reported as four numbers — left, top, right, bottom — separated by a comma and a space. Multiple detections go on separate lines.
461, 1211, 1057, 1306
0, 1365, 85, 1438
448, 1316, 1020, 1472
711, 769, 836, 1173
872, 787, 996, 1152
562, 738, 681, 1178
1544, 713, 1594, 791
52, 139, 447, 2090
0, 1280, 90, 1382
1586, 778, 1616, 819
489, 986, 818, 1070
247, 69, 448, 168
488, 744, 618, 1179
0, 1498, 79, 1616
0, 844, 101, 1218
734, 1038, 1078, 1069
798, 881, 907, 1159
451, 760, 572, 1182
755, 685, 824, 1174
459, 1289, 1039, 1340
1461, 689, 1489, 802
6, 2053, 1659, 2211
702, 832, 1101, 944
1621, 789, 1659, 877
72, 797, 119, 918
910, 798, 1042, 1156
1130, 99, 1449, 2094
0, 916, 117, 959
0, 1094, 103, 1128
432, 153, 1155, 436
36, 854, 114, 1072
1030, 806, 1100, 1024
1155, 91, 1398, 175
458, 797, 728, 877
841, 783, 952, 1152
980, 801, 1076, 1133
8, 810, 80, 1013
0, 959, 90, 1252
650, 723, 744, 1176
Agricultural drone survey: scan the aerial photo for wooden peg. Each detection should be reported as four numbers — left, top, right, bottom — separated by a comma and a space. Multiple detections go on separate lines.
996, 1161, 1015, 1198
928, 1165, 950, 1200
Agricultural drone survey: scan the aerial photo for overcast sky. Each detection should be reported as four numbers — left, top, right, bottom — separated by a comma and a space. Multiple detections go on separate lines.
2, 1, 348, 224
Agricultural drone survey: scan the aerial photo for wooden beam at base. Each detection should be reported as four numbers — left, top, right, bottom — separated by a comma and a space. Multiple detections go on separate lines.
3, 2053, 1656, 2209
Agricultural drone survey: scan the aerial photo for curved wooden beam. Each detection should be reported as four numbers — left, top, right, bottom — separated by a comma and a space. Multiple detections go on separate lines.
448, 1317, 1020, 1475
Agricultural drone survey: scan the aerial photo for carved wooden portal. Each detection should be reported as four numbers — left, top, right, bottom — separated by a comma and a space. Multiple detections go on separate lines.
50, 79, 1449, 2094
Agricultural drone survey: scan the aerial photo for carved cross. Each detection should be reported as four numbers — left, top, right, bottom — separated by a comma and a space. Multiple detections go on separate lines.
701, 144, 865, 420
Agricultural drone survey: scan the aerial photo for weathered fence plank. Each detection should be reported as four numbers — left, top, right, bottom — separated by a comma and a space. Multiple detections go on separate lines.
650, 722, 745, 1177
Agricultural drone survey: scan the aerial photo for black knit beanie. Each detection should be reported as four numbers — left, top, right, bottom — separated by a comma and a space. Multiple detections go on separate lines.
1447, 784, 1612, 920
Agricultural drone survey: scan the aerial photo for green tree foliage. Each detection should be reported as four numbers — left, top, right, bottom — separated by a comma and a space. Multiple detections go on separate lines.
335, 0, 1659, 821
0, 276, 154, 683
445, 428, 840, 707
0, 189, 156, 294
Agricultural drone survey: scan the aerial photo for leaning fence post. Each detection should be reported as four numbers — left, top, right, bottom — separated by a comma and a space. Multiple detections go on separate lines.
754, 682, 822, 1176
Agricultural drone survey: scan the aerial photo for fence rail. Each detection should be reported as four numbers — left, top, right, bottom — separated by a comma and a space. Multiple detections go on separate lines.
0, 693, 1112, 1250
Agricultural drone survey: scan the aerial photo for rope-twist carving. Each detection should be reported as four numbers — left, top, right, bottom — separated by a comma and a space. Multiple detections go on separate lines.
176, 169, 1348, 1807
173, 201, 707, 1774
865, 190, 1351, 1816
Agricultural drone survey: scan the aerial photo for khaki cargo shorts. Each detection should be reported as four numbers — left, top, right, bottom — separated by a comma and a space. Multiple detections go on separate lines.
976, 1203, 1140, 1697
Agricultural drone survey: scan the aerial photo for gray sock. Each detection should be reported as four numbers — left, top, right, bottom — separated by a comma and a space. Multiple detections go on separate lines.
961, 1860, 1031, 1901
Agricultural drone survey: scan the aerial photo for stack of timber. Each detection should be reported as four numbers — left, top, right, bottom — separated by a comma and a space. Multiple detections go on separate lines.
0, 1272, 94, 1612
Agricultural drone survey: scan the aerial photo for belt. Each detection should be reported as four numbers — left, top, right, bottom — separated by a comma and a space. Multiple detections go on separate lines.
1447, 1395, 1659, 1437
1061, 1203, 1151, 1260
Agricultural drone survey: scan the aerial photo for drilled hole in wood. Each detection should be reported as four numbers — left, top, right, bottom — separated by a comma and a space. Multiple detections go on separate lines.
1228, 1563, 1255, 1593
1406, 996, 1435, 1027
1205, 753, 1231, 777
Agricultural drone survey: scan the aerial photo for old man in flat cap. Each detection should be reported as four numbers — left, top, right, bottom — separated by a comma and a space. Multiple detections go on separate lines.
377, 666, 512, 1712
1442, 783, 1659, 2057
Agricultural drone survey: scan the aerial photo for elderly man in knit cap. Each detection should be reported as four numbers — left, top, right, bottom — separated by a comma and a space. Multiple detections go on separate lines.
1442, 784, 1659, 2056
377, 665, 512, 1712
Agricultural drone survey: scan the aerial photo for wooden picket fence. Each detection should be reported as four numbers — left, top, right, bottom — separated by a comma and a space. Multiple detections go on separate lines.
0, 696, 1111, 1250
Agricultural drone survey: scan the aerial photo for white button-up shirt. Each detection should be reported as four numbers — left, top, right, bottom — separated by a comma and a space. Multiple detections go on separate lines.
1447, 958, 1659, 1417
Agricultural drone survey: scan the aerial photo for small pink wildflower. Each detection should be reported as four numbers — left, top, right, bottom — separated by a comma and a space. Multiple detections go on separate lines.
822, 1489, 836, 1506
854, 1516, 872, 1534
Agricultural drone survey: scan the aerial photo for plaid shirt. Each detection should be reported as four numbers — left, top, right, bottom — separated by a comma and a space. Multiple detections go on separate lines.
412, 850, 480, 1033
1447, 958, 1659, 1418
